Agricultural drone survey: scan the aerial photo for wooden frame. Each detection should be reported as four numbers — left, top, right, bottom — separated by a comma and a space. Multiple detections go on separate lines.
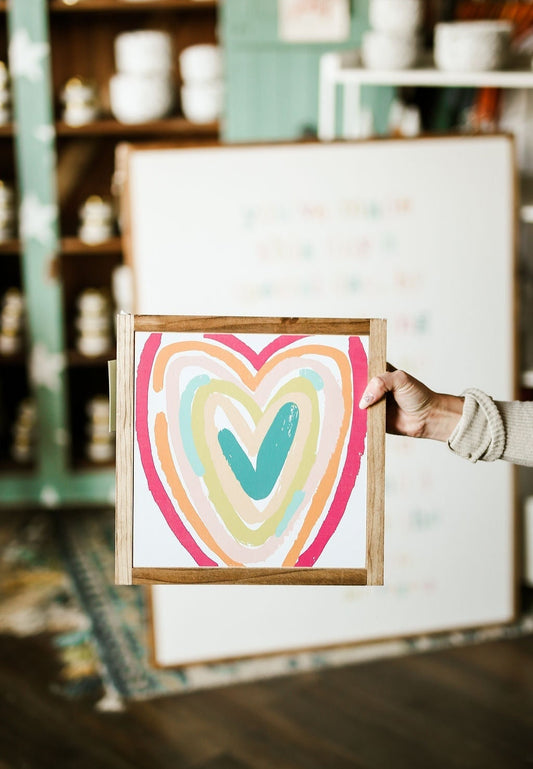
115, 314, 386, 586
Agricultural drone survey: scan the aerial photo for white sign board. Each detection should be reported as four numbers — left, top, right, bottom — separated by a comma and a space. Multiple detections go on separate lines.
124, 136, 516, 665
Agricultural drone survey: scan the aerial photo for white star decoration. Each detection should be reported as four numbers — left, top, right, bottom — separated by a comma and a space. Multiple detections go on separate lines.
20, 193, 57, 245
9, 29, 49, 83
40, 486, 60, 508
30, 343, 65, 392
34, 124, 55, 143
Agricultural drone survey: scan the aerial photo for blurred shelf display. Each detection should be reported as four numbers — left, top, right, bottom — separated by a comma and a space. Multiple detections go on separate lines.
0, 0, 219, 505
318, 51, 533, 141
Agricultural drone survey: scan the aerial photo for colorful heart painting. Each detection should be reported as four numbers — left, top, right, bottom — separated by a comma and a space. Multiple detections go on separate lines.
134, 332, 368, 569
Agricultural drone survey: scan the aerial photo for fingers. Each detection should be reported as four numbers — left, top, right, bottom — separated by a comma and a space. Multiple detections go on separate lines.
359, 371, 399, 409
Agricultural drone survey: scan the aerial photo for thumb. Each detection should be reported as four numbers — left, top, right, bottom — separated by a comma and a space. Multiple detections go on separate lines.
359, 372, 398, 409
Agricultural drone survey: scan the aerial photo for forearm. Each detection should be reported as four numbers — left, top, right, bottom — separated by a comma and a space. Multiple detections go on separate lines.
423, 393, 464, 442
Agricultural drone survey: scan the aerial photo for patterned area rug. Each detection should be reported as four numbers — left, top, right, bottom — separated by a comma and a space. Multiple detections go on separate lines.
1, 508, 533, 710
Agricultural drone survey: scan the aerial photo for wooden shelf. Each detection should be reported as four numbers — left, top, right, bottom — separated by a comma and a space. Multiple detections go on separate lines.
49, 0, 216, 12
0, 240, 21, 254
61, 236, 122, 254
325, 53, 533, 90
55, 116, 219, 137
0, 352, 27, 367
71, 458, 115, 471
68, 349, 116, 366
0, 460, 36, 475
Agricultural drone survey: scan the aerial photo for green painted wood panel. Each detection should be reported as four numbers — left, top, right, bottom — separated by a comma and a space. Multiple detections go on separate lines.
221, 0, 394, 142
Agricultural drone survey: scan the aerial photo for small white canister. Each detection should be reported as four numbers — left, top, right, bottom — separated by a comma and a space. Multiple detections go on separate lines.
76, 288, 113, 357
86, 395, 114, 463
61, 77, 100, 126
0, 62, 12, 126
0, 181, 16, 242
78, 195, 115, 244
114, 30, 173, 76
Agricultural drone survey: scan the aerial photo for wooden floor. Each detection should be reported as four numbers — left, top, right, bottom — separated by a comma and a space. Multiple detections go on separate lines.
0, 632, 531, 769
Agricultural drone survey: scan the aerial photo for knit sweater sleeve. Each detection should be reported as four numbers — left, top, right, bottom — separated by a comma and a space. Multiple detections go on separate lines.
447, 388, 533, 467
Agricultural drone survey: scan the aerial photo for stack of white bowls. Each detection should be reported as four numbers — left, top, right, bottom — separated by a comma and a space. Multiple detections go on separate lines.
362, 0, 423, 70
434, 21, 514, 72
78, 195, 115, 245
0, 181, 16, 242
110, 30, 175, 123
61, 77, 100, 127
75, 288, 113, 357
0, 287, 24, 355
11, 398, 36, 465
85, 395, 115, 464
179, 44, 223, 124
0, 62, 12, 126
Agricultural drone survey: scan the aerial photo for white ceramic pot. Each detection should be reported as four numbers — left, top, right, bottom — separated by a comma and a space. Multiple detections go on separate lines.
77, 288, 109, 313
362, 30, 420, 70
110, 73, 175, 123
179, 44, 223, 84
0, 62, 9, 88
77, 334, 112, 357
79, 195, 114, 224
181, 81, 223, 123
76, 315, 112, 335
434, 21, 514, 72
62, 78, 100, 126
114, 30, 173, 75
86, 440, 115, 463
369, 0, 424, 35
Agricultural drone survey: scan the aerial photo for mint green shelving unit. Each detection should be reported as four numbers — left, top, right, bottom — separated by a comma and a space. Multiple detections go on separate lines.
1, 0, 114, 507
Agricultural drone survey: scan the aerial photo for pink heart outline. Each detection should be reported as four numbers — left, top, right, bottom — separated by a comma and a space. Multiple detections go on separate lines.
204, 334, 306, 371
136, 333, 368, 568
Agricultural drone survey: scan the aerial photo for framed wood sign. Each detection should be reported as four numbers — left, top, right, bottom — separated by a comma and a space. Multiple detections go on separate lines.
115, 315, 386, 586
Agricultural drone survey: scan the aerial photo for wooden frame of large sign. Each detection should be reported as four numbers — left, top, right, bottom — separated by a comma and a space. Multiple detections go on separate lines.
115, 314, 386, 586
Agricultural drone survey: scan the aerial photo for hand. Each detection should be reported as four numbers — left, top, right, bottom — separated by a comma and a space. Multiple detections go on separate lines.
359, 366, 464, 441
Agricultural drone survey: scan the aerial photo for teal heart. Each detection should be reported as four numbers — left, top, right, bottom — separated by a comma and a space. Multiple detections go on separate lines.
218, 402, 299, 501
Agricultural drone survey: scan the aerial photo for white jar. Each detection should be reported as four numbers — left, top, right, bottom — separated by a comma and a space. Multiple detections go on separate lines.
0, 61, 9, 89
114, 30, 173, 76
362, 30, 420, 70
87, 439, 115, 463
0, 180, 14, 206
110, 73, 175, 123
78, 195, 115, 243
77, 332, 112, 357
77, 288, 110, 315
61, 78, 100, 126
434, 21, 513, 72
181, 81, 224, 124
179, 44, 223, 84
0, 182, 16, 241
369, 0, 424, 35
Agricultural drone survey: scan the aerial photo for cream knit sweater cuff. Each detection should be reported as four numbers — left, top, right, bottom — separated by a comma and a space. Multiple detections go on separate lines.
447, 388, 506, 463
